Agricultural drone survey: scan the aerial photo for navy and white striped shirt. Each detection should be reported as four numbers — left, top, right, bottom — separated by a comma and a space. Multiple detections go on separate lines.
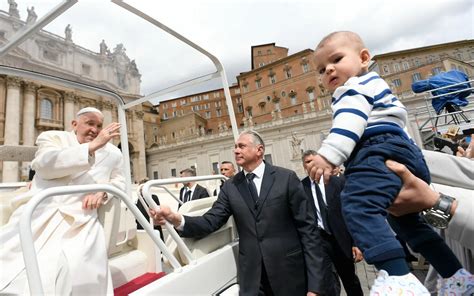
318, 71, 408, 166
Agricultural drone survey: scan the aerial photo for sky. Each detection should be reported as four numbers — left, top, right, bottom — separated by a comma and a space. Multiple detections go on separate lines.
2, 0, 473, 103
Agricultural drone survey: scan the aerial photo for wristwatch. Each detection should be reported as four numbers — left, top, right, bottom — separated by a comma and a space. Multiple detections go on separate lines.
421, 193, 455, 229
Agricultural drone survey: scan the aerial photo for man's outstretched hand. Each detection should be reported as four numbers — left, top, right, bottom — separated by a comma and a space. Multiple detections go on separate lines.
149, 205, 182, 228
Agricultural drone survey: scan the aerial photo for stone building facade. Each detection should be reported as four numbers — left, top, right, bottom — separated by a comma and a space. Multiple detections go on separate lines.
0, 6, 149, 182
156, 84, 244, 143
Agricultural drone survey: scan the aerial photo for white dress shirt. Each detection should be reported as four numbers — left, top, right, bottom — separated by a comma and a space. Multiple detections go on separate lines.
243, 161, 265, 196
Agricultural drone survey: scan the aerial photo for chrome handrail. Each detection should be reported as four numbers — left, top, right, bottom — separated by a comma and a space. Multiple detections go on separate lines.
141, 175, 228, 265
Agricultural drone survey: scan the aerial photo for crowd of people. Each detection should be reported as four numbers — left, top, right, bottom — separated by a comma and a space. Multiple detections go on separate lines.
0, 30, 473, 296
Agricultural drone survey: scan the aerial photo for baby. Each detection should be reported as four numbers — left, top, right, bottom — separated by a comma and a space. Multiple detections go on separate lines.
309, 31, 472, 295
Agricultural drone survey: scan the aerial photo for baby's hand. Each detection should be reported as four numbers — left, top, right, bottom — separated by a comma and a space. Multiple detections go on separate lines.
309, 155, 335, 184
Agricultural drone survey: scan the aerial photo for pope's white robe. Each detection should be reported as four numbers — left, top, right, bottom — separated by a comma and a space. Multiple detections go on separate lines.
0, 130, 126, 295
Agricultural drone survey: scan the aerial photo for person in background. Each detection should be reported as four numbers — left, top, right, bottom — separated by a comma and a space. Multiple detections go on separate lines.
178, 168, 209, 208
213, 161, 236, 196
301, 150, 363, 295
0, 107, 125, 295
150, 130, 332, 295
136, 178, 163, 241
308, 31, 470, 294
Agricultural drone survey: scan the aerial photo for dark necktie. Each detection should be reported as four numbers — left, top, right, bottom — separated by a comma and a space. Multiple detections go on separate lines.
315, 182, 331, 234
246, 173, 258, 203
184, 190, 192, 202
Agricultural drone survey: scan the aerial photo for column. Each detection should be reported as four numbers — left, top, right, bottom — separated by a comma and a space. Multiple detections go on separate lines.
2, 76, 22, 182
21, 82, 38, 180
22, 82, 37, 146
63, 92, 75, 131
0, 76, 6, 143
133, 109, 147, 181
101, 100, 113, 126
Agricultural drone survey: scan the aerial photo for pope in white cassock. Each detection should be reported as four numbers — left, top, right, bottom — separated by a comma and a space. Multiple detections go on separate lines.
0, 107, 125, 295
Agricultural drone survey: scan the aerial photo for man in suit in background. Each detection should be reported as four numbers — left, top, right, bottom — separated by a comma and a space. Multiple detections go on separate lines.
179, 168, 209, 207
302, 150, 363, 296
151, 131, 332, 295
213, 161, 236, 196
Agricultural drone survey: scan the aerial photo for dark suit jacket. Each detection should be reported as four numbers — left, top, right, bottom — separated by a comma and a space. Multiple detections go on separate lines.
136, 194, 163, 240
302, 175, 353, 259
182, 163, 331, 295
180, 184, 209, 202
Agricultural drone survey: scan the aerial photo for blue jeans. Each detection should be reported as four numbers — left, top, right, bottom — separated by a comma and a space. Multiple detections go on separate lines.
341, 133, 438, 264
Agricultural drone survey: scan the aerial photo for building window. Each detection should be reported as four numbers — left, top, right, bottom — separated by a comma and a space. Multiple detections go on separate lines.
81, 63, 91, 75
307, 89, 315, 101
284, 69, 292, 79
40, 98, 53, 119
243, 85, 249, 93
215, 101, 222, 107
402, 61, 409, 70
180, 99, 187, 105
247, 107, 253, 117
274, 102, 280, 111
302, 63, 310, 73
205, 111, 211, 118
394, 63, 400, 72
172, 111, 177, 117
43, 50, 59, 62
216, 109, 222, 117
383, 65, 390, 74
414, 59, 421, 67
153, 171, 159, 179
256, 80, 262, 89
238, 104, 243, 113
212, 162, 219, 174
264, 154, 273, 165
291, 96, 297, 105
432, 67, 442, 75
213, 92, 220, 98
269, 75, 276, 84
412, 72, 422, 82
162, 112, 168, 120
281, 90, 286, 97
171, 168, 176, 177
234, 88, 240, 94
392, 79, 402, 87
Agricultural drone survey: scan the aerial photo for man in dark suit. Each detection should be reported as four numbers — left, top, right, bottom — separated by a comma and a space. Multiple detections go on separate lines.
151, 131, 332, 296
213, 161, 236, 196
302, 150, 363, 296
179, 168, 209, 207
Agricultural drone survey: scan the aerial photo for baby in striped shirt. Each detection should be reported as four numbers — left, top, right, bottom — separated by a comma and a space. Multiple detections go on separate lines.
308, 31, 470, 295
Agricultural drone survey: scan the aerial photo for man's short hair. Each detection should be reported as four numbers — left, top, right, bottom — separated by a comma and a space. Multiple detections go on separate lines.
240, 130, 265, 148
221, 161, 235, 168
180, 168, 196, 176
301, 149, 317, 162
